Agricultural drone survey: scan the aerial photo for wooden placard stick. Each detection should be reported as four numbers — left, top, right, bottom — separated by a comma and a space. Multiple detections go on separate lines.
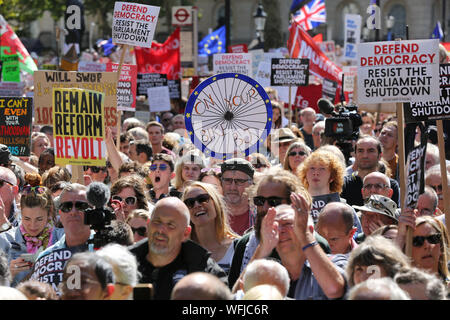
436, 120, 450, 234
288, 85, 292, 128
70, 164, 84, 185
115, 44, 128, 149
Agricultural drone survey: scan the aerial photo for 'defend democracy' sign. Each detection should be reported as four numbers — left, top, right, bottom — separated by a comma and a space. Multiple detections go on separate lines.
357, 39, 440, 104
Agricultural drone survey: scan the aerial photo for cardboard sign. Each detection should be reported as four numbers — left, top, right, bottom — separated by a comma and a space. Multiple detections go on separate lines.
1, 54, 20, 82
213, 53, 252, 76
311, 192, 341, 225
33, 71, 118, 127
319, 41, 336, 62
147, 86, 171, 112
0, 82, 24, 96
0, 97, 32, 156
404, 144, 426, 209
322, 78, 338, 101
137, 73, 167, 96
31, 248, 73, 294
112, 1, 160, 48
270, 58, 309, 86
357, 39, 440, 104
344, 14, 361, 61
52, 88, 106, 166
404, 64, 450, 122
250, 49, 264, 78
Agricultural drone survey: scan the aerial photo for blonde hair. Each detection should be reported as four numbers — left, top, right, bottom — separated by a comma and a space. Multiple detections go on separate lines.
297, 150, 345, 193
283, 140, 311, 171
173, 150, 206, 190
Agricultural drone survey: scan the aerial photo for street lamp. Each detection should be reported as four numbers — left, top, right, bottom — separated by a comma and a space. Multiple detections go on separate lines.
386, 15, 395, 41
253, 1, 267, 45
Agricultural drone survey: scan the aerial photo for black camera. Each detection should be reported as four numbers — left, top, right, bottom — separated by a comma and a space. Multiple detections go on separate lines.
323, 103, 362, 141
84, 207, 115, 230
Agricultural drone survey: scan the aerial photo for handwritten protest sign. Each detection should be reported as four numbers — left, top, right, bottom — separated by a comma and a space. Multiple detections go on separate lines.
1, 54, 20, 82
137, 73, 167, 96
0, 97, 32, 156
112, 1, 160, 48
52, 88, 106, 166
185, 73, 272, 160
34, 71, 118, 127
213, 53, 252, 76
270, 58, 309, 86
31, 248, 73, 294
404, 64, 450, 122
357, 39, 440, 104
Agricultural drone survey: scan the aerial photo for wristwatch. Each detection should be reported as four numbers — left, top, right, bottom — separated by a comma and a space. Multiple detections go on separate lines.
0, 222, 11, 233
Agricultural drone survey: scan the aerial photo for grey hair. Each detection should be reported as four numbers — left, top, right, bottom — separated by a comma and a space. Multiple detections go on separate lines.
97, 244, 140, 287
243, 259, 290, 297
58, 183, 87, 207
348, 277, 410, 300
394, 267, 447, 300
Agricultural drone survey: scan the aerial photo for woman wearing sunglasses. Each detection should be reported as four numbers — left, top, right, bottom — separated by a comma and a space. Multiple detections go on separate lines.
0, 186, 64, 286
126, 209, 150, 243
110, 175, 152, 221
283, 141, 311, 175
396, 211, 450, 287
182, 181, 240, 274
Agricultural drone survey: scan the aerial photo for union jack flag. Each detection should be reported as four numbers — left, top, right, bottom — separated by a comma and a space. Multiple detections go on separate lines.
292, 0, 326, 31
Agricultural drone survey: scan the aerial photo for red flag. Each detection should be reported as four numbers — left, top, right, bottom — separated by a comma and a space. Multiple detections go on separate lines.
312, 33, 323, 43
134, 27, 180, 80
288, 21, 341, 83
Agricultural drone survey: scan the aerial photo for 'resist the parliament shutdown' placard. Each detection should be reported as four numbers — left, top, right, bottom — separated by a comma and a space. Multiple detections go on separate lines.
357, 39, 440, 104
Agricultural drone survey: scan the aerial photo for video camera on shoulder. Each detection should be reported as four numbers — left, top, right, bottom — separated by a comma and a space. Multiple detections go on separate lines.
320, 100, 362, 141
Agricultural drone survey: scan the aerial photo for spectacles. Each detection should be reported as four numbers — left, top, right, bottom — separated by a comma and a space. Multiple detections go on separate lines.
288, 151, 307, 157
22, 185, 47, 195
83, 166, 107, 173
0, 179, 14, 187
60, 201, 91, 213
150, 164, 168, 172
363, 183, 388, 190
111, 195, 137, 206
253, 196, 290, 207
429, 184, 443, 193
253, 163, 267, 169
418, 208, 434, 216
131, 226, 147, 237
221, 178, 251, 186
412, 234, 441, 247
183, 194, 210, 209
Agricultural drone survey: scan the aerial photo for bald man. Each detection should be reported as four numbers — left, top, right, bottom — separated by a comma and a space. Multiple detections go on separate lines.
316, 202, 358, 255
129, 197, 227, 300
361, 171, 393, 201
171, 272, 232, 300
0, 167, 19, 232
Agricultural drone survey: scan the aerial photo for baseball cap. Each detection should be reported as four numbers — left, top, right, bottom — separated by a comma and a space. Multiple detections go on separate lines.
0, 144, 12, 166
221, 158, 255, 179
352, 195, 399, 221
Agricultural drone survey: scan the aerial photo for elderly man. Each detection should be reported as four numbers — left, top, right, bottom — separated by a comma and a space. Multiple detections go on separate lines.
220, 158, 255, 236
171, 272, 232, 300
353, 194, 399, 243
31, 183, 93, 293
0, 167, 20, 232
416, 186, 439, 217
271, 128, 297, 166
129, 197, 227, 300
299, 107, 317, 150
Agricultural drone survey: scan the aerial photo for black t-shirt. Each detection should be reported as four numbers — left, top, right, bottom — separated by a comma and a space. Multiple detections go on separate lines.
340, 173, 400, 207
300, 128, 314, 150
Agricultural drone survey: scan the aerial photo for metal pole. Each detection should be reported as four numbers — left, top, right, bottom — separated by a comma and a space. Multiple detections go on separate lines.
443, 0, 447, 42
376, 0, 380, 41
225, 0, 231, 51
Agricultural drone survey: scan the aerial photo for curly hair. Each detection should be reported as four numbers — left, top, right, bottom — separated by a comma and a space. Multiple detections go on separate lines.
111, 175, 149, 211
41, 166, 72, 188
182, 181, 239, 243
24, 172, 42, 187
20, 186, 56, 223
297, 149, 345, 193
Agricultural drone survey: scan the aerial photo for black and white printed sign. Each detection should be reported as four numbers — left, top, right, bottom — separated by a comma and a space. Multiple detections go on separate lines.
270, 58, 309, 86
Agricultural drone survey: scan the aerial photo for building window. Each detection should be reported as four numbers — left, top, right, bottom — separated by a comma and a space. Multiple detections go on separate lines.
388, 4, 406, 39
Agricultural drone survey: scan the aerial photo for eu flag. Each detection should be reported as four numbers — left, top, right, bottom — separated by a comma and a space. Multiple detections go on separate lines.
198, 25, 226, 56
431, 21, 444, 40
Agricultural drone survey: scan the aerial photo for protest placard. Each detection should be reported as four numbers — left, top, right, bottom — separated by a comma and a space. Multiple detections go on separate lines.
319, 41, 336, 62
52, 88, 106, 166
137, 73, 167, 96
1, 54, 20, 82
185, 73, 272, 160
0, 97, 32, 156
168, 79, 181, 99
404, 64, 450, 122
311, 192, 341, 225
270, 58, 309, 86
357, 39, 440, 104
344, 14, 361, 61
34, 71, 118, 127
213, 53, 252, 76
0, 82, 24, 96
250, 49, 264, 78
147, 86, 171, 112
322, 78, 338, 101
404, 143, 426, 209
112, 1, 160, 48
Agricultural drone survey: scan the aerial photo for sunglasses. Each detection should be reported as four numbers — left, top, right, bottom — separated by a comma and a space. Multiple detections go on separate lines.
363, 183, 388, 190
412, 234, 441, 247
111, 195, 137, 206
288, 151, 307, 157
84, 166, 107, 173
150, 164, 168, 171
221, 178, 250, 186
131, 226, 147, 237
22, 185, 47, 195
183, 194, 210, 209
253, 163, 267, 169
0, 179, 14, 187
253, 196, 290, 207
60, 201, 91, 213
